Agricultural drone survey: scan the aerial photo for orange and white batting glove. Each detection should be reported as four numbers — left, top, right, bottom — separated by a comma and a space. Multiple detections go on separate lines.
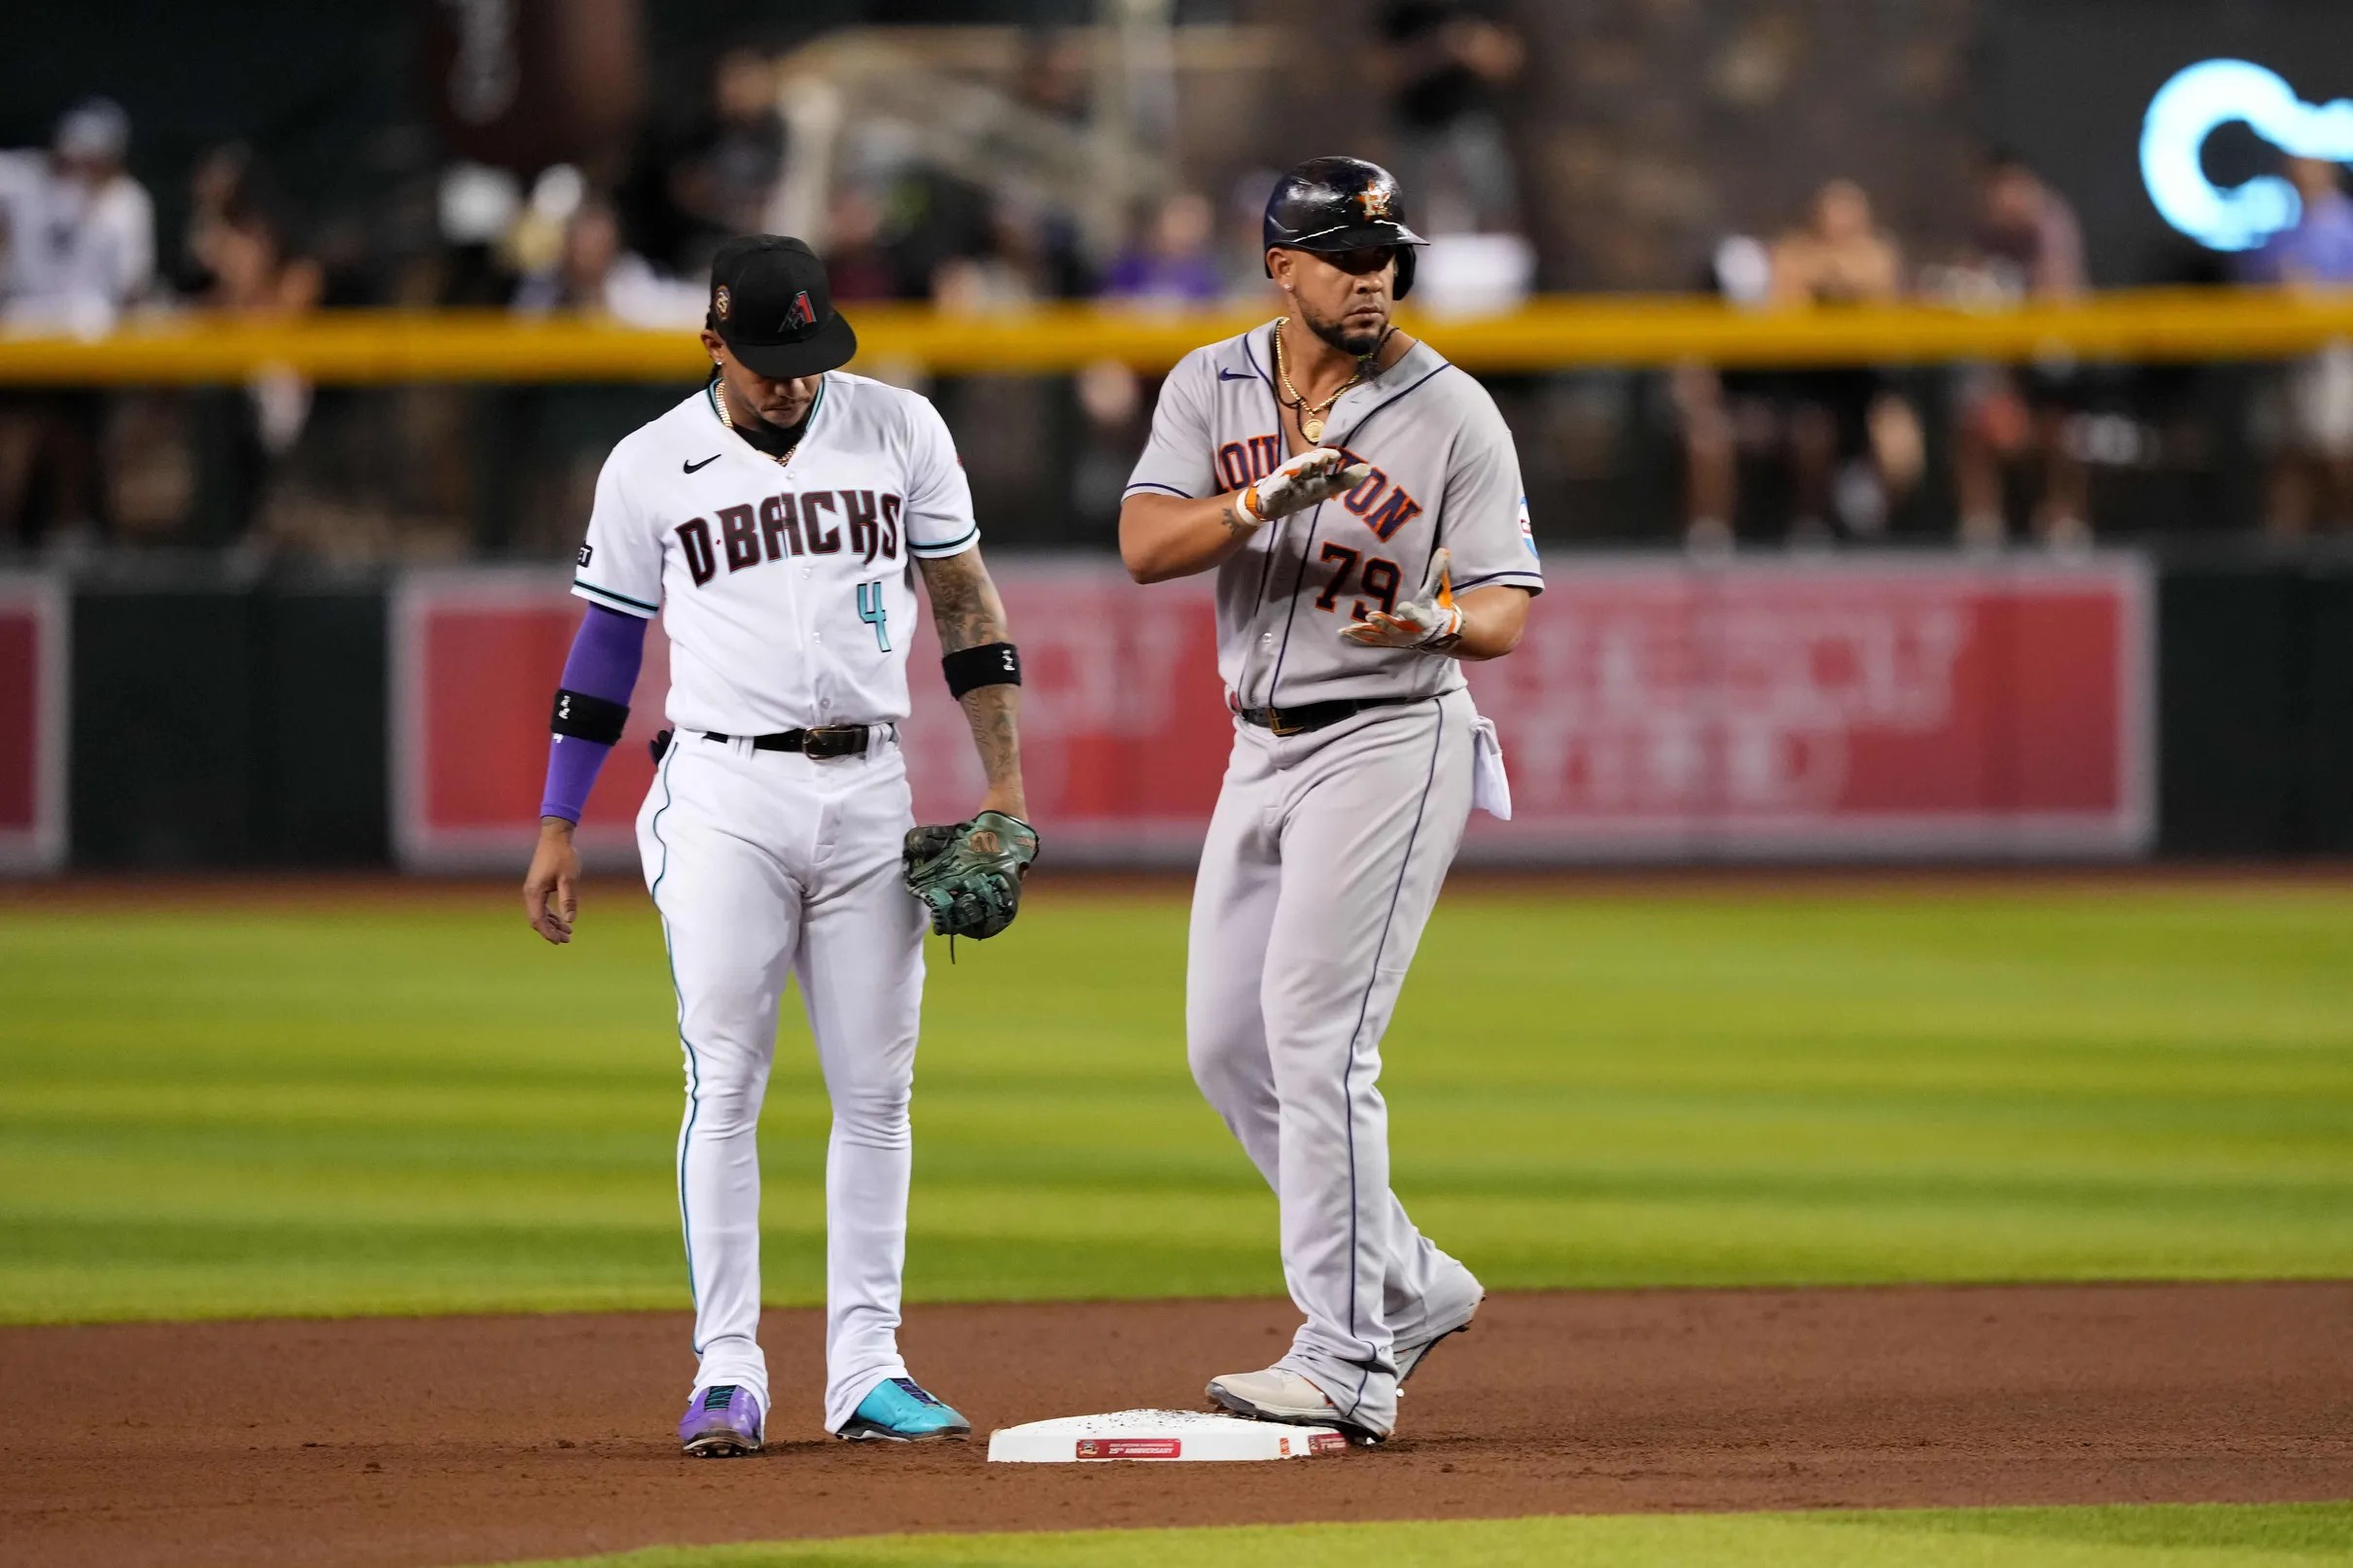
1341, 546, 1465, 650
1226, 447, 1374, 532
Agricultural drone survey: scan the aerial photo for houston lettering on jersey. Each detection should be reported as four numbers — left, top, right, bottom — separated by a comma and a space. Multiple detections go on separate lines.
1213, 435, 1424, 542
677, 488, 904, 587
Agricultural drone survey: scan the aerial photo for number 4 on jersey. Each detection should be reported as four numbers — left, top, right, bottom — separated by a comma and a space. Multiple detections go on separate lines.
857, 580, 891, 651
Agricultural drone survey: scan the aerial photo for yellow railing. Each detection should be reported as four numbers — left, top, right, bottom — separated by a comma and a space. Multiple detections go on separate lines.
6, 289, 2353, 383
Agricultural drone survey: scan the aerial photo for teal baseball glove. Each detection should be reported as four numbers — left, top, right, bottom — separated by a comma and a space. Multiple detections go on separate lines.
902, 811, 1040, 940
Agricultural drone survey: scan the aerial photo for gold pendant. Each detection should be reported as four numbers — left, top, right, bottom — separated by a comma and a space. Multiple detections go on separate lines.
1300, 416, 1324, 443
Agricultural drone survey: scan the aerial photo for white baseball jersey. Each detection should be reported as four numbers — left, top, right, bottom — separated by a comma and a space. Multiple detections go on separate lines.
573, 372, 978, 734
1125, 322, 1544, 709
584, 367, 975, 1431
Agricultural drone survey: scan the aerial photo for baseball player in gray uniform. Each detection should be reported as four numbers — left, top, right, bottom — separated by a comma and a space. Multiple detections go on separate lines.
1119, 157, 1543, 1443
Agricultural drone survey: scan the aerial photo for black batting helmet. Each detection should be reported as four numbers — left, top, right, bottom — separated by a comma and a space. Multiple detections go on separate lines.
1262, 156, 1427, 298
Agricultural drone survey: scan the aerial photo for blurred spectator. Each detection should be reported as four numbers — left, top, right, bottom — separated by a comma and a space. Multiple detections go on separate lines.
2238, 157, 2353, 538
0, 98, 155, 548
931, 203, 1048, 314
1099, 192, 1222, 309
0, 97, 154, 332
623, 50, 787, 280
183, 146, 324, 321
1375, 1, 1524, 235
178, 145, 326, 542
683, 52, 788, 238
1675, 187, 1923, 549
821, 186, 904, 303
1672, 234, 1773, 549
1011, 29, 1092, 128
1767, 180, 1922, 542
1949, 153, 2092, 550
510, 196, 702, 327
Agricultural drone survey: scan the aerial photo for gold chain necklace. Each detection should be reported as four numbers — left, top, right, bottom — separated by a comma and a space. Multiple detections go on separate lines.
715, 381, 801, 468
1272, 317, 1378, 444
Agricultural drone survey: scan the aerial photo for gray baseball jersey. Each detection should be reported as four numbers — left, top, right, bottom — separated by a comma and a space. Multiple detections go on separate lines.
1125, 321, 1544, 709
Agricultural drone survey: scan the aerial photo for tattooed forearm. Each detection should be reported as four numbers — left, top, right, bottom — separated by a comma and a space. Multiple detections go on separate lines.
918, 549, 1005, 652
960, 681, 1023, 800
919, 548, 1027, 816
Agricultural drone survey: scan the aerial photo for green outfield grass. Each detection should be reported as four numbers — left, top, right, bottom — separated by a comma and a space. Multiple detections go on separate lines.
494, 1503, 2353, 1568
2, 884, 2350, 1322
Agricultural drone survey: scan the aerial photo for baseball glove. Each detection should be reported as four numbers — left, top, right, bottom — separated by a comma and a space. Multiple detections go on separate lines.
902, 811, 1040, 940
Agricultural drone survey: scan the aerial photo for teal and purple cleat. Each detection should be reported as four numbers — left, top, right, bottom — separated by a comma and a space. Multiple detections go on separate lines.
835, 1376, 971, 1442
678, 1383, 762, 1458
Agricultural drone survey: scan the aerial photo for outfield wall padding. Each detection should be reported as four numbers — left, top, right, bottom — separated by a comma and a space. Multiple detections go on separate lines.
26, 551, 2353, 870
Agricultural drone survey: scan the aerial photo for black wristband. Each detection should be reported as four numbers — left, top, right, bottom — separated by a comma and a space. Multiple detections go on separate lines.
550, 688, 629, 745
943, 642, 1021, 699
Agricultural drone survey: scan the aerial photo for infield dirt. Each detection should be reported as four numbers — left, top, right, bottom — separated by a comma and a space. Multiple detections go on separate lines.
6, 1282, 2349, 1568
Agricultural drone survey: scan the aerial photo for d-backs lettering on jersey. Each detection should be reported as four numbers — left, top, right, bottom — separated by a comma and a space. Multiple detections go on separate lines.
1127, 322, 1543, 710
677, 488, 905, 585
572, 373, 978, 735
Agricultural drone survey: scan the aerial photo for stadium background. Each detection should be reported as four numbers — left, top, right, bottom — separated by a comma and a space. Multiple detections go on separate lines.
1, 4, 2349, 1568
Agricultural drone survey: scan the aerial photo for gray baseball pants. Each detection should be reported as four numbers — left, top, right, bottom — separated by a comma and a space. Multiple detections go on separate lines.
1185, 685, 1478, 1438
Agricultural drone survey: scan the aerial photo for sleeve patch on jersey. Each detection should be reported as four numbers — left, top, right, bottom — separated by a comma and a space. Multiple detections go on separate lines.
577, 542, 594, 569
1518, 496, 1539, 559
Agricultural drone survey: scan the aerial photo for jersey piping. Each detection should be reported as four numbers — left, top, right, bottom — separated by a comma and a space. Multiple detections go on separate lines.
1237, 328, 1293, 706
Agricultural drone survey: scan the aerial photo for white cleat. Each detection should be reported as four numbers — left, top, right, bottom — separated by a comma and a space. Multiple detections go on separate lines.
1205, 1367, 1384, 1445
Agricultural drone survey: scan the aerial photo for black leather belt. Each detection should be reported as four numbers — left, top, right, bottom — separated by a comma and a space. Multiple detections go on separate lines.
701, 724, 891, 759
1231, 694, 1424, 737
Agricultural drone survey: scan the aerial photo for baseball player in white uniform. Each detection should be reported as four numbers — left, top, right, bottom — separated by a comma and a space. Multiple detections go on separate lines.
522, 236, 1031, 1456
1119, 158, 1542, 1443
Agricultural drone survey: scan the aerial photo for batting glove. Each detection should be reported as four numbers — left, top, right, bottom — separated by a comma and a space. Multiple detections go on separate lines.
1341, 547, 1465, 650
1227, 447, 1374, 532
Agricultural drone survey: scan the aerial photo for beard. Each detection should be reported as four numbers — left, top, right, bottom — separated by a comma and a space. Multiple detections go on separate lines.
1301, 299, 1389, 358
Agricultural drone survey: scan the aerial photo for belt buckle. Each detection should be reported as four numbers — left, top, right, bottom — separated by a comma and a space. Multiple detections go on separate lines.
1266, 708, 1305, 738
804, 725, 864, 760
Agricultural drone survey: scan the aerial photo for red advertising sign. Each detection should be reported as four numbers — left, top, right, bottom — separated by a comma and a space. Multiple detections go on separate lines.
0, 574, 67, 874
1457, 556, 2153, 857
391, 554, 2150, 871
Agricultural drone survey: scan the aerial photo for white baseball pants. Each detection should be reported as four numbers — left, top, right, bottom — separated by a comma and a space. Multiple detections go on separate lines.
1186, 686, 1479, 1438
637, 731, 927, 1433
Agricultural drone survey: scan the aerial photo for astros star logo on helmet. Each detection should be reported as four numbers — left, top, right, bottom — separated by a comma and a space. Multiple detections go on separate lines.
1357, 185, 1393, 220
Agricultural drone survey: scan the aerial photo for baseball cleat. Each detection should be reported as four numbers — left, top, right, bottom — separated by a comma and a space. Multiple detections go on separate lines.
1206, 1367, 1384, 1445
678, 1383, 763, 1458
835, 1376, 971, 1442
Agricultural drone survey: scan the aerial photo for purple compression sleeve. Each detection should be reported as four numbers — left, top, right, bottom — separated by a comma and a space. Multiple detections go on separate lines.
539, 605, 650, 822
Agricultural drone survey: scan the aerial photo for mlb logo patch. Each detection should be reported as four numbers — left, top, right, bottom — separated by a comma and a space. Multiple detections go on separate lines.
1518, 496, 1538, 559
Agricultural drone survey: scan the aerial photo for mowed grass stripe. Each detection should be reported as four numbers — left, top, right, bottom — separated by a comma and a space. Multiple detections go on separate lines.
1, 888, 2348, 1323
488, 1503, 2353, 1568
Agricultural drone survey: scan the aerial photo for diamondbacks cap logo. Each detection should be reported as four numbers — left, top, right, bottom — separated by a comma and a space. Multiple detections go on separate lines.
714, 284, 732, 321
785, 290, 817, 331
1357, 184, 1393, 220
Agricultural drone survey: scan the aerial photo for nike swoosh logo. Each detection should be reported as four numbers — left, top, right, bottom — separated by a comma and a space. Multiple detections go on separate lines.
1218, 368, 1251, 381
684, 454, 720, 473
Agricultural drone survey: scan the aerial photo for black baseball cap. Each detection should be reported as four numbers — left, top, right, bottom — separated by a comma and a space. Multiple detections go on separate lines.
706, 235, 858, 379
